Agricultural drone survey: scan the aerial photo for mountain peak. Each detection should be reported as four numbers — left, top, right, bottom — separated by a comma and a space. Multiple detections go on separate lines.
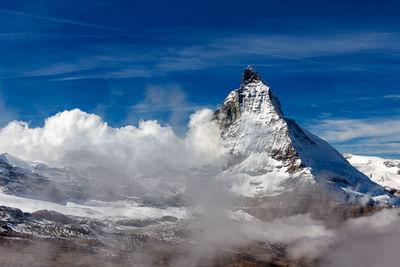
242, 65, 264, 85
212, 68, 400, 205
213, 67, 283, 130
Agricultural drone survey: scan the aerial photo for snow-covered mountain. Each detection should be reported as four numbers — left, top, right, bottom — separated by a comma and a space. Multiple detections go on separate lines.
344, 154, 400, 196
0, 66, 399, 266
0, 153, 79, 203
0, 152, 184, 207
213, 66, 399, 205
1, 67, 398, 209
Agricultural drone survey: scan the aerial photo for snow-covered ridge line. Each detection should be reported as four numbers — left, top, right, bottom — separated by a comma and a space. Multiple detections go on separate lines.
0, 191, 188, 220
345, 153, 400, 193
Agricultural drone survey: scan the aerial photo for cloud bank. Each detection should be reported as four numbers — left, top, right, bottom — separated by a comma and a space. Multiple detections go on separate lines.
0, 108, 226, 179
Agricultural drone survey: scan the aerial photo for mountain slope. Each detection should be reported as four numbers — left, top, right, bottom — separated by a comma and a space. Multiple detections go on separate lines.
0, 153, 183, 207
345, 154, 400, 195
213, 66, 399, 205
0, 153, 73, 203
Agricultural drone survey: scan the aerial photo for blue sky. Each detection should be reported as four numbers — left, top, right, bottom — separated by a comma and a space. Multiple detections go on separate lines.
0, 0, 399, 157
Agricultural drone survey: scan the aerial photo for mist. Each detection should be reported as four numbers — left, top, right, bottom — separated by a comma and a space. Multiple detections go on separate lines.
0, 108, 399, 266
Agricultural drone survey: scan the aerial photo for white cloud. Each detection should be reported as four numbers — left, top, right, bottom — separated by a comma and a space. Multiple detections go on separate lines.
309, 117, 400, 157
322, 209, 400, 267
310, 118, 400, 143
384, 95, 400, 99
0, 108, 225, 179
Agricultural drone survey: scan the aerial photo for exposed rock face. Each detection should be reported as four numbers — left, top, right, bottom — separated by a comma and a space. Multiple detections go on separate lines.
384, 187, 400, 198
32, 210, 76, 224
242, 65, 263, 84
0, 206, 27, 225
212, 89, 243, 130
384, 160, 396, 168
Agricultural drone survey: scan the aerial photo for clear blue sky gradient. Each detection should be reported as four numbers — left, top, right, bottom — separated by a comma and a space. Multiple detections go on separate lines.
0, 0, 399, 157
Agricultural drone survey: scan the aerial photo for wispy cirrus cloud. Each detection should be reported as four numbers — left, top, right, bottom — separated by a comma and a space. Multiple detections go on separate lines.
0, 32, 119, 40
384, 95, 400, 99
154, 32, 400, 73
212, 32, 400, 57
4, 31, 400, 81
0, 32, 59, 40
0, 8, 130, 32
309, 117, 400, 157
